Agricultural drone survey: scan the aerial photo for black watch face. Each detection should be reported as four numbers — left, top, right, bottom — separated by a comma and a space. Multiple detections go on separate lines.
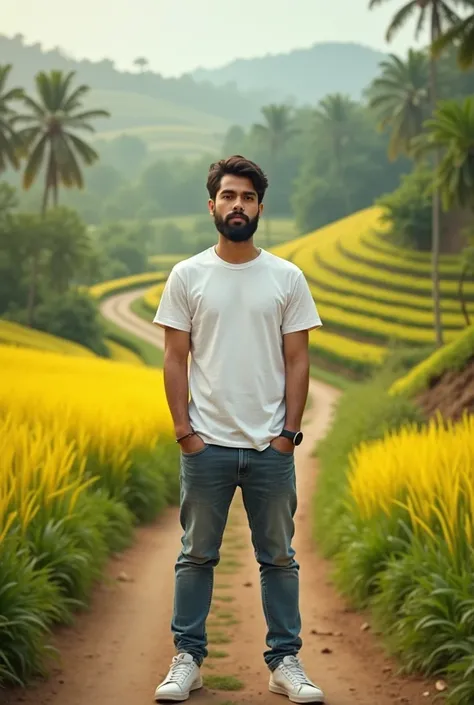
294, 431, 303, 446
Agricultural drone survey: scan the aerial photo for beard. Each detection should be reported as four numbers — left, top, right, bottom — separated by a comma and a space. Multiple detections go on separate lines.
213, 211, 259, 242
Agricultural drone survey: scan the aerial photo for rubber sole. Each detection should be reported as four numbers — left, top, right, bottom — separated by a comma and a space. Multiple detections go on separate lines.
155, 677, 203, 702
269, 682, 325, 704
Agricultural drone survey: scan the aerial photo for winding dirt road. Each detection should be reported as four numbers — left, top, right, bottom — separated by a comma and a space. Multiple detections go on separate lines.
5, 287, 434, 705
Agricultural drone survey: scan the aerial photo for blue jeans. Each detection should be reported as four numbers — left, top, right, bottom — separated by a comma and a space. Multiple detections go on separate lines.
171, 442, 302, 671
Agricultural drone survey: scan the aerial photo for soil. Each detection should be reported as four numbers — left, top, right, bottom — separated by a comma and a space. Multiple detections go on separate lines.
4, 287, 437, 705
417, 356, 474, 421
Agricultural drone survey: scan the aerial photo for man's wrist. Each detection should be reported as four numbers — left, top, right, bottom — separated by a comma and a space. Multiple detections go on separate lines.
175, 424, 193, 438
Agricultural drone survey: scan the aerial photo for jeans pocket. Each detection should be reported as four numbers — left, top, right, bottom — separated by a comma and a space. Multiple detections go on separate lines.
181, 444, 210, 458
268, 445, 294, 457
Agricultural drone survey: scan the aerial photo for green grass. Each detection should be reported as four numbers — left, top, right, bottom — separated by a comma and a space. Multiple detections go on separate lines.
207, 631, 231, 645
213, 596, 235, 604
100, 314, 164, 367
390, 324, 474, 398
313, 356, 426, 559
208, 649, 229, 659
203, 675, 245, 691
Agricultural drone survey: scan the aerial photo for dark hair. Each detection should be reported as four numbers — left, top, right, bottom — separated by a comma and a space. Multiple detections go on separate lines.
206, 155, 268, 203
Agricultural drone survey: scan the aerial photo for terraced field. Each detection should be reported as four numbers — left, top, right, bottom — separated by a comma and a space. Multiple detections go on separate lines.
86, 88, 229, 159
144, 206, 474, 377
0, 317, 143, 365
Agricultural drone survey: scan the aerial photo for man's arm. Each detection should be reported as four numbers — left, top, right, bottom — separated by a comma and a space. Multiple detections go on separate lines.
163, 327, 192, 439
282, 329, 310, 432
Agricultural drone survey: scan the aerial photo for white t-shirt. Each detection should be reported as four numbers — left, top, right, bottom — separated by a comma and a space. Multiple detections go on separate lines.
153, 246, 322, 451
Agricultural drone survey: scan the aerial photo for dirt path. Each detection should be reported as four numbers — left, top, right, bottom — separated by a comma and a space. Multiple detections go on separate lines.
5, 288, 434, 705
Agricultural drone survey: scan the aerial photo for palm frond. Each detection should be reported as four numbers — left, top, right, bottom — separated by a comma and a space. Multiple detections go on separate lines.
65, 132, 100, 166
386, 0, 420, 41
368, 0, 390, 8
23, 135, 48, 189
62, 84, 89, 112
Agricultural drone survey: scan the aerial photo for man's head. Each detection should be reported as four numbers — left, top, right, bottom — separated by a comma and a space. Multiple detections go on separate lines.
207, 155, 268, 242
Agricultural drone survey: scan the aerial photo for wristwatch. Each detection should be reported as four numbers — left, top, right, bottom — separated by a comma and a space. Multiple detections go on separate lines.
279, 429, 304, 446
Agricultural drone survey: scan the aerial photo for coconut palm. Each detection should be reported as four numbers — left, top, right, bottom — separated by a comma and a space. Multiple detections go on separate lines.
417, 96, 474, 209
366, 50, 430, 160
0, 64, 25, 173
414, 96, 474, 326
369, 0, 464, 347
432, 3, 474, 67
252, 104, 296, 243
15, 69, 110, 325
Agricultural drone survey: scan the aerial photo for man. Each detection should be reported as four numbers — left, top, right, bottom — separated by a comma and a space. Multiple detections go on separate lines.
153, 155, 324, 703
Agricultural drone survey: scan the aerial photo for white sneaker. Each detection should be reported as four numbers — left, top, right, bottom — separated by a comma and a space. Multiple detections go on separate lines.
154, 653, 203, 702
269, 655, 324, 703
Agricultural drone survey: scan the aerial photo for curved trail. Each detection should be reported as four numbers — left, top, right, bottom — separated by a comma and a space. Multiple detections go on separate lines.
6, 288, 433, 705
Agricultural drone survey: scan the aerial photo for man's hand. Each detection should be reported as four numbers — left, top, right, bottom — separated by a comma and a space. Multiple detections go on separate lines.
179, 433, 206, 454
270, 435, 295, 454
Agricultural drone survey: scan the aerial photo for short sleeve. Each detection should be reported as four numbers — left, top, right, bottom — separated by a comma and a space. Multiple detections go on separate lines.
153, 268, 191, 332
282, 271, 322, 335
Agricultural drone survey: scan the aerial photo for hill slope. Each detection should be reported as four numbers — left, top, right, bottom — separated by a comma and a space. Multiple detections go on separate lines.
191, 41, 387, 104
1, 33, 263, 128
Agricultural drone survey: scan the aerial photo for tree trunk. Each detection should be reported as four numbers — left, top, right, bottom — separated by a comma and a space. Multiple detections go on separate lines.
429, 54, 443, 348
26, 183, 49, 327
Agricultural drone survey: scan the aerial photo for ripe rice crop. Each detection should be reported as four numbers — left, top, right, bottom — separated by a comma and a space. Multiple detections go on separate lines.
0, 319, 96, 357
0, 344, 177, 686
88, 270, 168, 301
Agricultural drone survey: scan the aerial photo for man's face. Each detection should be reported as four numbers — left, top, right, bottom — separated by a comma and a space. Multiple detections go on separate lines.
209, 174, 263, 242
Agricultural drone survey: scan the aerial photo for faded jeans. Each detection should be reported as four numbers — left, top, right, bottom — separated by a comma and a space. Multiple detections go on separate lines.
170, 442, 302, 671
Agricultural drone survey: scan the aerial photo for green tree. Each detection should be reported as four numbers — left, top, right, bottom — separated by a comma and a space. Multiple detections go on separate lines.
367, 50, 430, 159
369, 0, 463, 347
15, 69, 110, 324
0, 64, 24, 173
313, 93, 359, 214
252, 104, 296, 243
43, 208, 95, 294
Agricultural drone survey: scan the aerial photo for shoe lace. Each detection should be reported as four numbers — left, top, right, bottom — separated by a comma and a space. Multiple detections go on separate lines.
167, 657, 194, 684
281, 656, 311, 687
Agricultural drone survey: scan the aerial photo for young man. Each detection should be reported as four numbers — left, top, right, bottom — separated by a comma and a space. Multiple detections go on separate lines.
153, 155, 324, 703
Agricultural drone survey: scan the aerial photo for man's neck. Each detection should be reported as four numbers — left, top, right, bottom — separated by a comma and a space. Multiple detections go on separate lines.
215, 237, 261, 265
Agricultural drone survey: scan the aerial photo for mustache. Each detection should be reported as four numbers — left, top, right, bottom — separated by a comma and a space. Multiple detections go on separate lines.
226, 212, 249, 223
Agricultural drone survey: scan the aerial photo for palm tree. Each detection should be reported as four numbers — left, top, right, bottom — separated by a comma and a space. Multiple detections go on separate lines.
252, 104, 296, 244
369, 0, 463, 347
15, 69, 110, 325
414, 96, 474, 325
417, 97, 474, 209
314, 93, 358, 215
133, 57, 149, 73
0, 64, 25, 173
366, 50, 430, 160
432, 3, 474, 67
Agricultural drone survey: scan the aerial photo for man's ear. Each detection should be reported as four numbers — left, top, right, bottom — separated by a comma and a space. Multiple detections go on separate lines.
208, 199, 215, 216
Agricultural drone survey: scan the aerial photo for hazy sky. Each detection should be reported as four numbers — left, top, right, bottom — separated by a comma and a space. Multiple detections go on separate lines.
3, 0, 428, 77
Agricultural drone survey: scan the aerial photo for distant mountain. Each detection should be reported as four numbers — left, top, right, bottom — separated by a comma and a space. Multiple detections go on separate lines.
0, 33, 265, 130
191, 42, 387, 105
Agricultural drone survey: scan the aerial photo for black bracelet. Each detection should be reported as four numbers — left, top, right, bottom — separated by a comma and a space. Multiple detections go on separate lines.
176, 431, 195, 444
